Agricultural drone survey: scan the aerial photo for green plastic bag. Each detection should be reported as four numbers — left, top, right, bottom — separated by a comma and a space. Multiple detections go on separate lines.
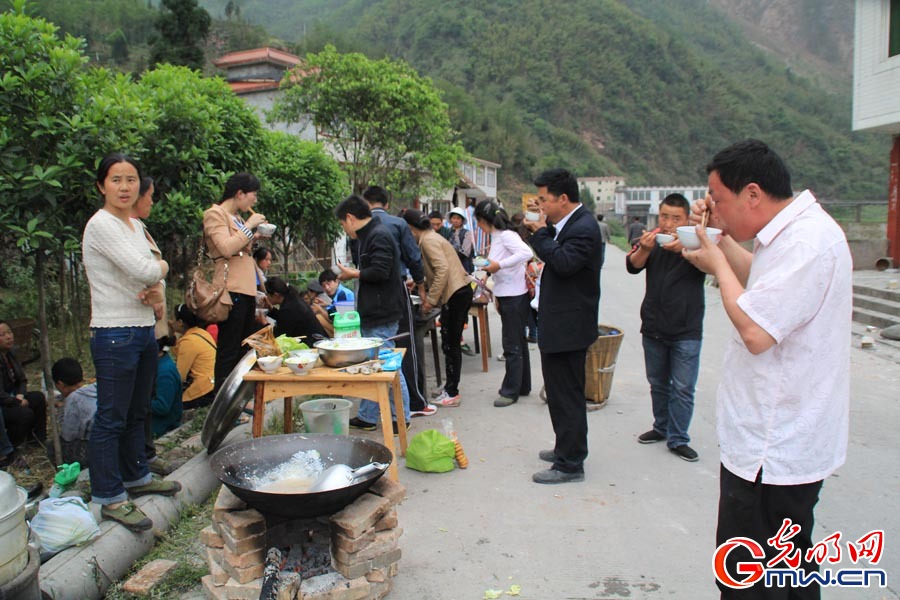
405, 429, 456, 473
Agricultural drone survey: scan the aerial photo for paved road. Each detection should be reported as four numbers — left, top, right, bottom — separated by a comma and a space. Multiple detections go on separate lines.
384, 244, 900, 600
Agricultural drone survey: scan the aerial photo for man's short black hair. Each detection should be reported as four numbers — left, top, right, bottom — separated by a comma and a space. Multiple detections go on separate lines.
334, 195, 372, 220
660, 193, 690, 214
362, 186, 390, 207
706, 139, 793, 200
52, 357, 83, 386
534, 168, 579, 203
428, 210, 443, 220
319, 270, 338, 284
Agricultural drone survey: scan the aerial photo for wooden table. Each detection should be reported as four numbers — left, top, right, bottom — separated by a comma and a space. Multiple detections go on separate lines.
242, 351, 408, 481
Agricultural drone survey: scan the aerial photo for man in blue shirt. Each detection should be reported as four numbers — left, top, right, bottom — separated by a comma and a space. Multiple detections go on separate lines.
362, 186, 434, 417
319, 270, 355, 314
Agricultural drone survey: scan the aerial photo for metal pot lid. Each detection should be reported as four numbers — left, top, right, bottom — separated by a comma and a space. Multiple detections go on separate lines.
0, 471, 25, 519
202, 350, 258, 454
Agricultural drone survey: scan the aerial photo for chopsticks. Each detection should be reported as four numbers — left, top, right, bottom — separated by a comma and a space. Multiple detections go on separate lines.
700, 193, 711, 228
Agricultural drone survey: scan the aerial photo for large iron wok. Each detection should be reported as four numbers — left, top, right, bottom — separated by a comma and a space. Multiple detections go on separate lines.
209, 433, 392, 518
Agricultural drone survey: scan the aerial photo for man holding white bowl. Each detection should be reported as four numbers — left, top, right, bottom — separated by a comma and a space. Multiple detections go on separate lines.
682, 139, 851, 599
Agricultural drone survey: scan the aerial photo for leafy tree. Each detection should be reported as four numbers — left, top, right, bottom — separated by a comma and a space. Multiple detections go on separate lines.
149, 0, 210, 70
579, 185, 596, 213
270, 45, 462, 197
135, 65, 267, 284
107, 28, 128, 63
0, 1, 92, 460
257, 131, 346, 272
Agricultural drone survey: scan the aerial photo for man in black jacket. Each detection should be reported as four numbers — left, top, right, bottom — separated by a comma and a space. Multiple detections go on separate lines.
626, 194, 705, 462
361, 186, 432, 416
525, 169, 602, 484
334, 195, 411, 432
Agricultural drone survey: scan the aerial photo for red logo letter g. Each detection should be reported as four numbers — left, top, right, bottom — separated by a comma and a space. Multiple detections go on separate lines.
713, 537, 766, 589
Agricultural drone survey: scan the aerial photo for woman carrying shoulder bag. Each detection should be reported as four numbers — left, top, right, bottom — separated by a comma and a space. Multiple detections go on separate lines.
203, 173, 268, 391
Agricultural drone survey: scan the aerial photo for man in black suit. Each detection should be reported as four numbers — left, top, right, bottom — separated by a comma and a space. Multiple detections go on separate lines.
525, 169, 602, 484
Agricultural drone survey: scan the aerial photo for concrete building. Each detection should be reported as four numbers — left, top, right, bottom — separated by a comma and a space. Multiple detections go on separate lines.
212, 47, 315, 140
578, 176, 625, 214
614, 185, 707, 229
853, 1, 900, 266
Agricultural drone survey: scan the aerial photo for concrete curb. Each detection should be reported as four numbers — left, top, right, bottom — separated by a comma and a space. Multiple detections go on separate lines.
37, 428, 244, 600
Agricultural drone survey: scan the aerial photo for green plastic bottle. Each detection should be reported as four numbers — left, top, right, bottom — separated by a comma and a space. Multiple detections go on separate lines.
49, 462, 81, 497
333, 310, 361, 338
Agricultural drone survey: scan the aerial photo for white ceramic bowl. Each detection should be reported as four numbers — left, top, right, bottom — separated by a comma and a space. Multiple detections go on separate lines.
524, 210, 540, 222
285, 351, 319, 375
676, 226, 722, 250
257, 223, 277, 237
473, 256, 490, 268
256, 355, 283, 374
655, 233, 675, 245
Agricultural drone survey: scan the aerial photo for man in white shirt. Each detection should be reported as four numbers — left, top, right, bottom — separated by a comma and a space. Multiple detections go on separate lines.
684, 139, 851, 599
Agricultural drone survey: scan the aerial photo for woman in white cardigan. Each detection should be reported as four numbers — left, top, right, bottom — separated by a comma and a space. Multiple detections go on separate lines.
82, 153, 181, 531
473, 200, 535, 407
202, 172, 268, 390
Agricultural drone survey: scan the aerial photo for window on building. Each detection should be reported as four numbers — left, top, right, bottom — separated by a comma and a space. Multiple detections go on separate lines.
486, 168, 496, 187
476, 165, 485, 186
464, 163, 474, 181
892, 0, 900, 57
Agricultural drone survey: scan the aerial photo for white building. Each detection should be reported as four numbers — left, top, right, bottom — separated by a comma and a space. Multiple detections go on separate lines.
212, 47, 315, 140
578, 176, 625, 214
853, 0, 900, 265
423, 157, 501, 216
615, 185, 708, 229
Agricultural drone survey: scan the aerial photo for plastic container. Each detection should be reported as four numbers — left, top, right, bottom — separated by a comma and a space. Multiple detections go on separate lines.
334, 301, 355, 315
300, 398, 352, 435
333, 311, 361, 338
0, 545, 39, 600
0, 472, 27, 587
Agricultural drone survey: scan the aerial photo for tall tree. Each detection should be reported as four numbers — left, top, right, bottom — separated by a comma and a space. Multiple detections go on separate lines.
149, 0, 210, 70
270, 45, 462, 197
257, 131, 346, 272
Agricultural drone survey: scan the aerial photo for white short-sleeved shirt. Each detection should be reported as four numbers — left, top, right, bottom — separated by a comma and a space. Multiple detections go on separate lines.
717, 190, 852, 486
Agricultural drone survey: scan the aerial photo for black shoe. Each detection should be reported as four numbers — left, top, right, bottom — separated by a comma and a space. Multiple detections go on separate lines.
637, 429, 666, 444
538, 449, 556, 463
670, 445, 699, 462
460, 344, 475, 357
349, 417, 376, 431
532, 468, 584, 484
391, 421, 411, 436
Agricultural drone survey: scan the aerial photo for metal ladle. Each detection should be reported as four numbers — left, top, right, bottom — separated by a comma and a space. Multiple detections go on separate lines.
308, 462, 389, 493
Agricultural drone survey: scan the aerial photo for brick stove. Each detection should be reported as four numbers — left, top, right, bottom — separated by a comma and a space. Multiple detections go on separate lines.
200, 476, 406, 600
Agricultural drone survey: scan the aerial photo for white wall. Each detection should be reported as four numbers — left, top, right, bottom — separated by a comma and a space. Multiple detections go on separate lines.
853, 0, 900, 134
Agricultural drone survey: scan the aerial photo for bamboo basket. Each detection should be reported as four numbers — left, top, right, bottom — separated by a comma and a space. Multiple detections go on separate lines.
584, 324, 624, 407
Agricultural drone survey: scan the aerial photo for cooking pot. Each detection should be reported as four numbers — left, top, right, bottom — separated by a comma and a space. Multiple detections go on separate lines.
209, 433, 392, 518
202, 350, 257, 454
313, 332, 410, 368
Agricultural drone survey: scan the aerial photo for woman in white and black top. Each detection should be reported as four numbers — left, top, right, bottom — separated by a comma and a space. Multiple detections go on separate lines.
473, 200, 534, 407
202, 173, 268, 390
82, 153, 181, 531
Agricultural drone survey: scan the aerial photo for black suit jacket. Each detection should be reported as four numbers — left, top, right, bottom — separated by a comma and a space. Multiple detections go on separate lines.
529, 205, 602, 353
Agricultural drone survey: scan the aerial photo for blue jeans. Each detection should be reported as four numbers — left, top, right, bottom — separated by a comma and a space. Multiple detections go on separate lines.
357, 322, 411, 423
642, 335, 701, 448
89, 326, 156, 504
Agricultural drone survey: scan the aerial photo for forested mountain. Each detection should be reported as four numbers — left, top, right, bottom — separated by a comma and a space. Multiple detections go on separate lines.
16, 0, 888, 201
195, 0, 886, 201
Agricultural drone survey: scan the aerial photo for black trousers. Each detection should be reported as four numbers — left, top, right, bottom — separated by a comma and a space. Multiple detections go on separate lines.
214, 292, 258, 393
496, 293, 531, 399
717, 464, 823, 600
540, 349, 588, 473
1, 390, 46, 446
440, 285, 473, 396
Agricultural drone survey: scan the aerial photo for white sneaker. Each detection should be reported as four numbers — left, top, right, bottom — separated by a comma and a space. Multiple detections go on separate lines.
433, 390, 461, 407
410, 404, 438, 418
